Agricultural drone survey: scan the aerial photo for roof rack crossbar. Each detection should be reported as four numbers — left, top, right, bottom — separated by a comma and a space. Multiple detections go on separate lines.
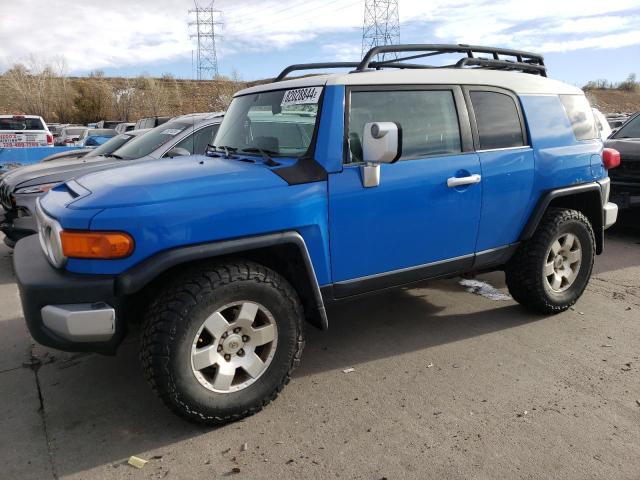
275, 60, 441, 81
455, 57, 547, 75
357, 44, 546, 76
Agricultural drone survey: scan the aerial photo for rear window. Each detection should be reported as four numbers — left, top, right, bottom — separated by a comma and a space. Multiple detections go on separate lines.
0, 117, 45, 131
64, 128, 86, 136
470, 91, 525, 150
559, 95, 598, 141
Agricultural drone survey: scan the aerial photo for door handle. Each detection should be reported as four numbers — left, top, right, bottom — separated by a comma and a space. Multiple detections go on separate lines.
447, 174, 482, 188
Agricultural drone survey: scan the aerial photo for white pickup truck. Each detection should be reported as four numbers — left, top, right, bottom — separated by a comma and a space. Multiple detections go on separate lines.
0, 115, 53, 148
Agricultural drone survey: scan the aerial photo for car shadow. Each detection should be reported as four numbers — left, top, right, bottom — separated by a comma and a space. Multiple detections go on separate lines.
0, 241, 15, 286
27, 284, 547, 477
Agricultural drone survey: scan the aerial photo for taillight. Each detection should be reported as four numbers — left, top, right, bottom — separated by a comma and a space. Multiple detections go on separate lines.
602, 148, 620, 170
46, 134, 53, 145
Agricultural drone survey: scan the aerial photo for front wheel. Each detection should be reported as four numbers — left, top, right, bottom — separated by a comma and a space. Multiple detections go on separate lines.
140, 261, 305, 424
505, 208, 595, 314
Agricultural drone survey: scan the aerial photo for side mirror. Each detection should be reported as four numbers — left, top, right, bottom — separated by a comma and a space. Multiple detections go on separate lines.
165, 147, 191, 158
361, 122, 401, 188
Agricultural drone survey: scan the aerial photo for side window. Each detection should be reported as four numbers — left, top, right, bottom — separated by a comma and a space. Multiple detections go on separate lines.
347, 90, 462, 163
174, 125, 215, 155
193, 125, 216, 154
470, 91, 525, 150
559, 95, 598, 141
174, 132, 194, 153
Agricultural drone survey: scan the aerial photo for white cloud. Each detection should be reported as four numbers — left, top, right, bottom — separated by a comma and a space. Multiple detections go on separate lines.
1, 0, 639, 73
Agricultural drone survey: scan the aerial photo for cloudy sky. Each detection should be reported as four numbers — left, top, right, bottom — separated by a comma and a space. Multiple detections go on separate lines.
1, 0, 639, 85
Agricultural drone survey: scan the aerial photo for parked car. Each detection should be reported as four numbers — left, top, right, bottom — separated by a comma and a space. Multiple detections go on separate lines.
80, 128, 117, 147
40, 128, 150, 163
0, 115, 53, 147
134, 116, 171, 130
114, 122, 135, 134
11, 44, 620, 425
49, 124, 68, 143
604, 111, 640, 209
0, 113, 223, 246
96, 120, 123, 129
55, 126, 89, 146
592, 108, 613, 141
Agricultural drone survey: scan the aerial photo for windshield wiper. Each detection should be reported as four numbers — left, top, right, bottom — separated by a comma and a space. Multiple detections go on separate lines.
207, 145, 238, 159
240, 147, 281, 167
104, 154, 123, 159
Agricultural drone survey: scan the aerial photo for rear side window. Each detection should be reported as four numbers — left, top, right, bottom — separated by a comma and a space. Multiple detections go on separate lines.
559, 95, 598, 141
470, 91, 525, 150
347, 90, 462, 162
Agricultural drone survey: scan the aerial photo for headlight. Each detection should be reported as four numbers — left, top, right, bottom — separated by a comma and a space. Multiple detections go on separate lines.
35, 200, 66, 268
15, 183, 58, 195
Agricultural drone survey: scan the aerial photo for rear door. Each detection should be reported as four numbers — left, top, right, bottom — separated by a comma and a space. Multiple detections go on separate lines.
464, 87, 535, 255
328, 86, 482, 297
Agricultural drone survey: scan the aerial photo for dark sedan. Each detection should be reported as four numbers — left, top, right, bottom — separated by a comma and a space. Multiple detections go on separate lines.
605, 112, 640, 210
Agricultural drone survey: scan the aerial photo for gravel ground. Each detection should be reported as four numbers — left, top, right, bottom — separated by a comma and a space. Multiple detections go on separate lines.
1, 216, 638, 480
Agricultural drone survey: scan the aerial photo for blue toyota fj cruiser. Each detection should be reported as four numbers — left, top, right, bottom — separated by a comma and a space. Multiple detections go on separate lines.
13, 45, 620, 424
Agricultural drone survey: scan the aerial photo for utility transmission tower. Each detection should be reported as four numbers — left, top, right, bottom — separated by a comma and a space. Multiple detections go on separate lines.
188, 1, 223, 80
361, 0, 400, 61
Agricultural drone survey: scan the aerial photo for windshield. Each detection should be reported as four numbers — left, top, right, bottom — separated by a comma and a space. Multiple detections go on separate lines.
85, 134, 136, 158
214, 87, 322, 157
613, 114, 640, 139
113, 121, 191, 159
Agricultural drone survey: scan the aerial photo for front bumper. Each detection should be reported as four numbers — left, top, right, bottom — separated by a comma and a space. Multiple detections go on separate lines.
13, 235, 125, 354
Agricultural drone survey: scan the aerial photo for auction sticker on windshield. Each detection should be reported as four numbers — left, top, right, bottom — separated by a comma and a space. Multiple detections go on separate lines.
161, 128, 182, 135
281, 87, 323, 106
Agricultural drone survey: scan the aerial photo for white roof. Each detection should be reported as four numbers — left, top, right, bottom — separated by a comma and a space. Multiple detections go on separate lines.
238, 69, 583, 97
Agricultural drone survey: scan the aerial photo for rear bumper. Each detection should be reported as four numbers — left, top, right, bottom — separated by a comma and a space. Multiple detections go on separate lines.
13, 235, 124, 354
603, 202, 618, 229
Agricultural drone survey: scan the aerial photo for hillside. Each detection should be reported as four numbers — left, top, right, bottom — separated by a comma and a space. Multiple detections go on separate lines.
0, 74, 249, 123
1, 73, 638, 122
583, 89, 640, 114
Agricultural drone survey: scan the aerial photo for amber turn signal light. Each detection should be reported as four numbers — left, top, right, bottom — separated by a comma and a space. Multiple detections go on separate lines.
60, 231, 134, 259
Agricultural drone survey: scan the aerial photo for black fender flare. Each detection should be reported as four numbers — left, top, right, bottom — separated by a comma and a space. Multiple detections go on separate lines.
520, 182, 604, 253
115, 231, 328, 329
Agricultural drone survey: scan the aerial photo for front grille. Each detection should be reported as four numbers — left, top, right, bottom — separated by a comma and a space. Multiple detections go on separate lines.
0, 181, 13, 210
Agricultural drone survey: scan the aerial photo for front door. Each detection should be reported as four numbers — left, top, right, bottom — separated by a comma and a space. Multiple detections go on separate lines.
329, 86, 482, 297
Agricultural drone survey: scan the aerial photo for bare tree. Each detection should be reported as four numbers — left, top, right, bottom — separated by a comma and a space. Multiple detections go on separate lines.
138, 76, 169, 117
212, 70, 245, 111
111, 78, 137, 121
3, 55, 57, 118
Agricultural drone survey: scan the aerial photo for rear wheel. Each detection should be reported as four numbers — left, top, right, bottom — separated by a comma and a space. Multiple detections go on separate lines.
505, 208, 595, 314
140, 261, 304, 424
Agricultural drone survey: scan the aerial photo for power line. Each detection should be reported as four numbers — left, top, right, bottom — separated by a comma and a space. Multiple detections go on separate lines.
188, 0, 223, 79
361, 0, 400, 60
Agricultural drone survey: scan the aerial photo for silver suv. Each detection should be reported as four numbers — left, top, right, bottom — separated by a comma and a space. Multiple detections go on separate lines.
0, 112, 224, 247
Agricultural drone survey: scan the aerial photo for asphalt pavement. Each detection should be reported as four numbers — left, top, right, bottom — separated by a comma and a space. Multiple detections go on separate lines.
1, 217, 638, 480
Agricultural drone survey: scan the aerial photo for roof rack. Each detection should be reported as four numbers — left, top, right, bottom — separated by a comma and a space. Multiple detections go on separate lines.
275, 43, 546, 82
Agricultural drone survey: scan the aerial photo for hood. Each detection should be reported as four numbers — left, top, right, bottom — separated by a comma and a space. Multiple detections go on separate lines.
604, 138, 640, 161
40, 149, 91, 163
71, 155, 288, 209
1, 155, 123, 189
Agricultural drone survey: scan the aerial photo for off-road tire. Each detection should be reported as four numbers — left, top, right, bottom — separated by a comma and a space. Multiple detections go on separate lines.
505, 208, 595, 314
140, 260, 305, 425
